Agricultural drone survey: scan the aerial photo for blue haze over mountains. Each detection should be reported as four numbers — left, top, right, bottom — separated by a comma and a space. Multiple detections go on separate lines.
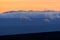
0, 10, 60, 36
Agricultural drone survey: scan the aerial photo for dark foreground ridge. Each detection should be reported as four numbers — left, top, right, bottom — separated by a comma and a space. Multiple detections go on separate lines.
0, 31, 60, 40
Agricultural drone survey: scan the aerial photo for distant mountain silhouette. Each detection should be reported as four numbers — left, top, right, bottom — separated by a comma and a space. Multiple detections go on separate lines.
41, 10, 55, 12
2, 10, 57, 13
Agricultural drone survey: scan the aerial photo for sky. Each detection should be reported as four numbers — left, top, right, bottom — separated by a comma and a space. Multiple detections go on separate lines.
0, 0, 60, 12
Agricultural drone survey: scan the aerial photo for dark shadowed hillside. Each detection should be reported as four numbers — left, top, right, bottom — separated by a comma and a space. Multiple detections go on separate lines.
0, 31, 60, 40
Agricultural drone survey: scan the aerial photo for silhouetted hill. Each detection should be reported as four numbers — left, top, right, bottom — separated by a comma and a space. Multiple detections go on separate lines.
0, 31, 60, 40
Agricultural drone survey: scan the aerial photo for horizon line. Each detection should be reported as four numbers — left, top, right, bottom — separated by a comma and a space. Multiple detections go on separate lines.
0, 9, 60, 13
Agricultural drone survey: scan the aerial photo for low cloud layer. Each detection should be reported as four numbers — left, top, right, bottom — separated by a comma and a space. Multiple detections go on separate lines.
0, 11, 60, 22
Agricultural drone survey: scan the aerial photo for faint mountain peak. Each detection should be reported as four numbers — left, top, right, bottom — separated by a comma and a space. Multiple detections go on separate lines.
42, 10, 56, 12
18, 10, 27, 12
2, 10, 17, 13
1, 10, 60, 14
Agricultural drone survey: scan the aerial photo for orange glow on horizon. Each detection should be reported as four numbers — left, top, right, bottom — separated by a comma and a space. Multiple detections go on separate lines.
0, 0, 60, 12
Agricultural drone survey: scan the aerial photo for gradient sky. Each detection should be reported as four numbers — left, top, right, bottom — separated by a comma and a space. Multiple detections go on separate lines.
0, 0, 60, 12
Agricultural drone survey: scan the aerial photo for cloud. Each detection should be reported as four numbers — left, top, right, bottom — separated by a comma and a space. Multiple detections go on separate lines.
44, 19, 50, 22
0, 11, 60, 22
